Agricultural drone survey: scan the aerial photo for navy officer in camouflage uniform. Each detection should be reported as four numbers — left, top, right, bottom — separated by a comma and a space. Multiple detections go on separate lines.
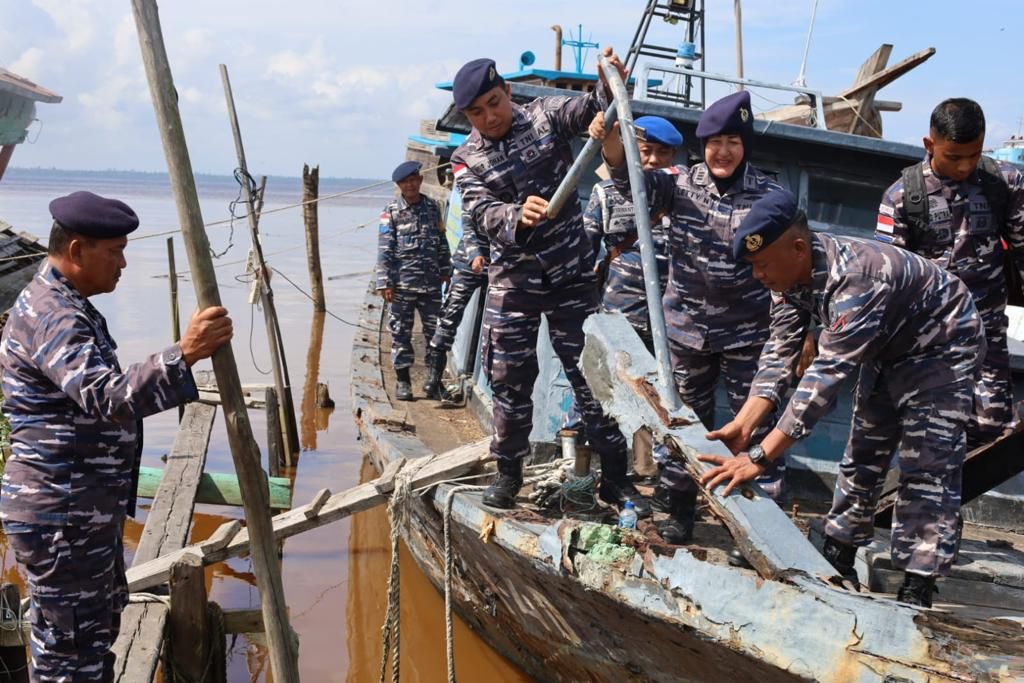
0, 191, 233, 680
423, 207, 490, 402
877, 98, 1024, 450
376, 160, 452, 401
699, 189, 983, 607
594, 91, 789, 544
450, 51, 650, 515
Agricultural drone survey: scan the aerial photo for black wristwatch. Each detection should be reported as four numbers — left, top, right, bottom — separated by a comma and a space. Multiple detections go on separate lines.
747, 444, 768, 467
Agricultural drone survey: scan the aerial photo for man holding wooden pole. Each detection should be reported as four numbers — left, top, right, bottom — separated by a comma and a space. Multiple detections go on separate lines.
0, 191, 233, 680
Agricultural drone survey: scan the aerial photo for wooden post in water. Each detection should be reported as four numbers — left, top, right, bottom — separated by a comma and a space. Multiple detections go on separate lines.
166, 237, 183, 420
302, 164, 325, 313
129, 3, 299, 680
265, 386, 283, 477
0, 583, 28, 683
167, 553, 220, 683
218, 64, 300, 466
300, 311, 326, 450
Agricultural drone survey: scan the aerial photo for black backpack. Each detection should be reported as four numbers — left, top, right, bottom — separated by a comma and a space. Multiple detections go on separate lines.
900, 156, 1023, 305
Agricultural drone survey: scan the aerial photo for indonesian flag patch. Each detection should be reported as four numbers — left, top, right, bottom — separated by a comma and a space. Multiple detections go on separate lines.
452, 163, 468, 179
876, 213, 894, 235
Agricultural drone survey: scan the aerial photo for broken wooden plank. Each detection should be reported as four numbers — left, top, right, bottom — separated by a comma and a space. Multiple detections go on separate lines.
836, 47, 936, 101
221, 606, 292, 634
304, 488, 331, 519
167, 553, 210, 682
126, 438, 491, 593
373, 457, 407, 494
110, 602, 167, 683
134, 403, 217, 565
580, 313, 837, 581
199, 520, 242, 555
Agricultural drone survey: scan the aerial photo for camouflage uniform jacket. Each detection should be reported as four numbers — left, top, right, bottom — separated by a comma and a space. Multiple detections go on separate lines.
451, 86, 608, 291
583, 176, 674, 334
376, 195, 452, 292
876, 157, 1024, 319
0, 264, 199, 526
450, 209, 491, 275
751, 233, 983, 440
612, 161, 782, 351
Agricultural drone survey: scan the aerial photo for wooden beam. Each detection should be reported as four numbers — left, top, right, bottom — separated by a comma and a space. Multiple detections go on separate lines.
837, 47, 936, 100
111, 603, 167, 682
130, 4, 299, 680
579, 314, 837, 581
134, 403, 216, 564
199, 520, 242, 555
126, 438, 491, 593
303, 488, 331, 519
266, 386, 283, 477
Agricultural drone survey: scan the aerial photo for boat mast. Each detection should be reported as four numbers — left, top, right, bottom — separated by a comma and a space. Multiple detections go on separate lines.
794, 0, 820, 87
733, 0, 744, 89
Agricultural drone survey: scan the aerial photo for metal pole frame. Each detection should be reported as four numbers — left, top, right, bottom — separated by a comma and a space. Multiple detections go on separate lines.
598, 57, 680, 411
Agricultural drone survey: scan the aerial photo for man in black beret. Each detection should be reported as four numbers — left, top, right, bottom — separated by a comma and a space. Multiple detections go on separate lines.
0, 190, 233, 679
449, 48, 653, 517
376, 161, 452, 400
699, 189, 984, 607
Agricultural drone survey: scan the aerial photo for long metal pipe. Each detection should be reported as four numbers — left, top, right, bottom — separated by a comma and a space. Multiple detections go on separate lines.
597, 57, 680, 411
734, 0, 744, 89
545, 103, 618, 219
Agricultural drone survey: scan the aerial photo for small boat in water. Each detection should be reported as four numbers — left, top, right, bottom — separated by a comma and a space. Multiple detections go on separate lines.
351, 4, 1024, 680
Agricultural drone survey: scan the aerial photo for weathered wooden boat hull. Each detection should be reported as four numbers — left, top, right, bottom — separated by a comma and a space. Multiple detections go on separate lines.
0, 221, 45, 310
350, 283, 1024, 683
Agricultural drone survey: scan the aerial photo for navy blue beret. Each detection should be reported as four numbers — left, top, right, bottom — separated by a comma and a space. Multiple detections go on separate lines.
453, 58, 504, 110
49, 191, 139, 238
732, 189, 799, 260
392, 160, 422, 183
696, 90, 753, 143
635, 116, 683, 147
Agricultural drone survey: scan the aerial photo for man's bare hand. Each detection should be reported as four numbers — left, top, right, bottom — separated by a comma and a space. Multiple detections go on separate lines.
470, 256, 486, 273
698, 453, 763, 497
597, 46, 627, 94
380, 287, 394, 303
705, 419, 753, 455
518, 195, 549, 229
181, 306, 233, 367
589, 111, 608, 141
796, 331, 817, 378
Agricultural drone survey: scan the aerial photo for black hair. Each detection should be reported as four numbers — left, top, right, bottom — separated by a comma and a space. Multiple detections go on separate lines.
789, 209, 812, 239
930, 98, 985, 143
47, 222, 91, 257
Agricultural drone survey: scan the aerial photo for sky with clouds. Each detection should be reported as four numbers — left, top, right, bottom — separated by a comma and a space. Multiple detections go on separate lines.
3, 0, 1021, 179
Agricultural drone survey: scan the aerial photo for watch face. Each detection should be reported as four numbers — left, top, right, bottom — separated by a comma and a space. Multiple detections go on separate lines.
163, 348, 182, 365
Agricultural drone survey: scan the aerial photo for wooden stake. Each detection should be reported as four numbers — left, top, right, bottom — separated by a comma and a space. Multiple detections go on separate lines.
266, 386, 283, 477
166, 237, 182, 420
167, 553, 210, 683
300, 310, 326, 449
218, 63, 300, 464
130, 3, 299, 680
302, 164, 325, 312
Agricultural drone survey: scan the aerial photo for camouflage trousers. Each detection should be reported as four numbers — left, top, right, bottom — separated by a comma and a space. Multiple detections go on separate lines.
825, 369, 973, 577
388, 288, 442, 370
661, 340, 784, 499
482, 282, 628, 471
3, 520, 127, 682
967, 313, 1013, 450
429, 269, 487, 355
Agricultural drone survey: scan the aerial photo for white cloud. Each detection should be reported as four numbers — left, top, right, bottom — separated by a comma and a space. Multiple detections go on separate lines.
9, 47, 45, 81
31, 0, 96, 52
266, 38, 328, 80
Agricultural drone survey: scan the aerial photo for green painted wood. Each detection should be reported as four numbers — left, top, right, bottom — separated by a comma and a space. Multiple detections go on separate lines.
137, 466, 292, 509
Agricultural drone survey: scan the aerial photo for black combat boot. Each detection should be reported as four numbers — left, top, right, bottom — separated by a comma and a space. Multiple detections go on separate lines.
897, 573, 936, 608
422, 350, 449, 400
395, 367, 413, 402
822, 536, 860, 591
598, 454, 652, 519
650, 483, 673, 514
482, 460, 523, 509
657, 489, 697, 545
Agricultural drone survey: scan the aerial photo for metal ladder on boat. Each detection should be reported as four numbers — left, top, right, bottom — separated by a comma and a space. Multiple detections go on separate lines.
623, 0, 707, 108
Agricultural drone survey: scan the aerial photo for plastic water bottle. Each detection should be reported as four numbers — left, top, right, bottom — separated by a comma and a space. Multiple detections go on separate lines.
618, 501, 638, 530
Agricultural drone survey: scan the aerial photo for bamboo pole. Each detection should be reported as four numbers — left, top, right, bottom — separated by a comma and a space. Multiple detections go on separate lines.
219, 64, 300, 465
129, 3, 299, 680
302, 164, 325, 312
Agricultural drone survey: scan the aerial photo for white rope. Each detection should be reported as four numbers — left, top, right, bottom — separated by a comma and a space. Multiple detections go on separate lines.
442, 485, 485, 683
378, 472, 411, 683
